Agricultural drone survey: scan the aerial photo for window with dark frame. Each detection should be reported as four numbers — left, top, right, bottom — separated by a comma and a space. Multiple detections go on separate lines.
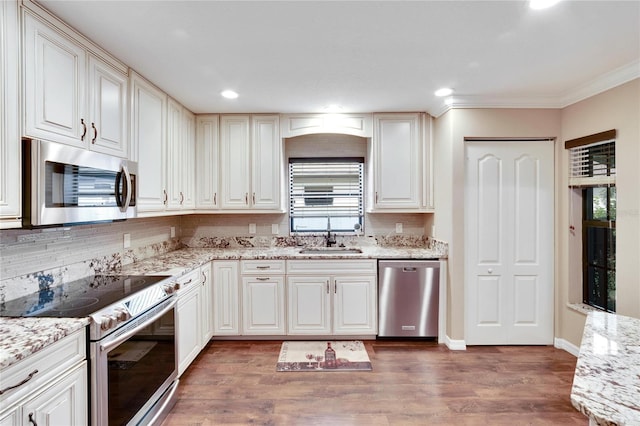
289, 157, 364, 233
565, 130, 616, 312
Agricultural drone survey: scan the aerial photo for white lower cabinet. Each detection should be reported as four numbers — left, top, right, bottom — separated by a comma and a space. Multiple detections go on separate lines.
0, 329, 87, 426
212, 260, 240, 335
20, 363, 88, 426
241, 260, 286, 335
286, 260, 377, 336
175, 263, 214, 377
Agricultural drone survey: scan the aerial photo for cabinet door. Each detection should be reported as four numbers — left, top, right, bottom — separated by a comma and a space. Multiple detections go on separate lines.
87, 54, 128, 157
0, 408, 18, 426
251, 115, 282, 209
195, 115, 219, 210
242, 276, 285, 335
130, 72, 167, 212
23, 11, 87, 146
177, 283, 201, 376
333, 275, 377, 335
212, 261, 240, 335
220, 116, 251, 209
287, 276, 331, 335
0, 0, 21, 227
166, 99, 183, 210
181, 108, 196, 209
200, 262, 214, 343
21, 362, 88, 426
372, 113, 421, 209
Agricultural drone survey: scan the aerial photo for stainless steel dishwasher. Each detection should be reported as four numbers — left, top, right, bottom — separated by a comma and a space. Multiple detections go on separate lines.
378, 260, 440, 338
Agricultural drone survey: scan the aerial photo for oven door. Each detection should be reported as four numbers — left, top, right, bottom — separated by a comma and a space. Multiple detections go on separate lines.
91, 297, 177, 426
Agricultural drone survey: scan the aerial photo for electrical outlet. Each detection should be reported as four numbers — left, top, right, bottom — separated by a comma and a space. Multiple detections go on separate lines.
272, 224, 279, 235
249, 223, 257, 234
123, 233, 131, 249
170, 227, 176, 238
395, 223, 403, 234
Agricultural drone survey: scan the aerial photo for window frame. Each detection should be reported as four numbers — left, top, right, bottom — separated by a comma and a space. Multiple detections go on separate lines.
288, 157, 364, 234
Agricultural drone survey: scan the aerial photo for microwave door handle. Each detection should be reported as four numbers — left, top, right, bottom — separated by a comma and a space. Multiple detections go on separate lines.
115, 165, 132, 211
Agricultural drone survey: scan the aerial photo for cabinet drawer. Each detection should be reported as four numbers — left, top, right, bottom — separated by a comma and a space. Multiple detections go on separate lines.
241, 260, 286, 274
176, 269, 201, 294
286, 259, 377, 275
0, 328, 85, 409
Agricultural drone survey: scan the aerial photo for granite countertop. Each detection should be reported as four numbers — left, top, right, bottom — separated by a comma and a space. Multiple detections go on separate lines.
1, 244, 443, 371
0, 317, 89, 370
118, 246, 445, 276
571, 311, 640, 425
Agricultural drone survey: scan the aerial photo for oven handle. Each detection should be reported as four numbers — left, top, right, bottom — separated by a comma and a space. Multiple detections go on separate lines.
100, 298, 176, 353
146, 380, 179, 426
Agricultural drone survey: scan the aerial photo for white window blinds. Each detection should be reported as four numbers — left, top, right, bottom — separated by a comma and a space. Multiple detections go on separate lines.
289, 158, 364, 232
565, 130, 616, 187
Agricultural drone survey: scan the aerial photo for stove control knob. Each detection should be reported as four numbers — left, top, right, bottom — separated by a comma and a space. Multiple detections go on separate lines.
100, 315, 117, 330
113, 308, 130, 322
163, 282, 180, 294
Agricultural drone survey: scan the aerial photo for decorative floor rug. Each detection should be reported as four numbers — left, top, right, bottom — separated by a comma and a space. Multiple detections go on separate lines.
276, 341, 372, 372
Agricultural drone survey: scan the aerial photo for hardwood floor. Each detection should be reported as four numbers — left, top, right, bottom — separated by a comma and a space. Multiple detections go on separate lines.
162, 340, 586, 425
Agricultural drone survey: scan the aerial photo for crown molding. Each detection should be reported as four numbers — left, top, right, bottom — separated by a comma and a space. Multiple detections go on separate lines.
429, 59, 640, 118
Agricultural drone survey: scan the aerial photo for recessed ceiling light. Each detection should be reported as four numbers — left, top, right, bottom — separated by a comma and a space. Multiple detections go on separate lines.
434, 88, 453, 97
323, 104, 343, 113
529, 0, 560, 10
221, 90, 238, 99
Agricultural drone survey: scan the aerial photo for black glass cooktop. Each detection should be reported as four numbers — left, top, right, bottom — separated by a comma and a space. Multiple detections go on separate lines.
0, 275, 170, 318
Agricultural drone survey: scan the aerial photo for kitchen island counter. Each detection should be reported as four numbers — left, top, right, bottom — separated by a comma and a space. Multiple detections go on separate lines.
571, 311, 640, 425
0, 317, 89, 370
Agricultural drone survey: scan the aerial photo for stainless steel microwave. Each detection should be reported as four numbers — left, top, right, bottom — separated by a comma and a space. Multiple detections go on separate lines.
22, 139, 137, 228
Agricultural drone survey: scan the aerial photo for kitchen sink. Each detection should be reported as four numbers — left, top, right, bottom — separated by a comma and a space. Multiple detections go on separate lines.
298, 247, 363, 254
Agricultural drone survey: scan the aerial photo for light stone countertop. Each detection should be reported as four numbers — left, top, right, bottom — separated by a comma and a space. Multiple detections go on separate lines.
118, 246, 445, 277
571, 311, 640, 425
1, 245, 443, 371
0, 317, 89, 370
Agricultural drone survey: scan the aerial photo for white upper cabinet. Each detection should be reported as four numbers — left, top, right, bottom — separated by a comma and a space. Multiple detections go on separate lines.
370, 112, 433, 212
195, 115, 219, 210
219, 115, 283, 211
166, 98, 195, 211
251, 115, 282, 209
22, 5, 128, 157
87, 55, 128, 157
130, 71, 167, 213
0, 0, 21, 228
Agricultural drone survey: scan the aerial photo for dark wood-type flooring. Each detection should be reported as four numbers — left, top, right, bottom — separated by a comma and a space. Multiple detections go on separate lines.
162, 340, 586, 425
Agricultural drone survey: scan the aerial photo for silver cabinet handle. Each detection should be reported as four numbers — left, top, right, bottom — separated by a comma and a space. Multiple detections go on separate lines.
326, 281, 330, 294
201, 272, 207, 284
256, 277, 270, 281
163, 189, 168, 205
256, 266, 271, 270
91, 122, 98, 143
0, 369, 38, 395
214, 193, 217, 205
245, 193, 249, 204
180, 191, 184, 205
252, 192, 256, 204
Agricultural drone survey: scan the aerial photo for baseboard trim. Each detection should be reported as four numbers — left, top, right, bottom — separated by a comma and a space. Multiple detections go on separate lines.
444, 335, 467, 350
554, 337, 580, 357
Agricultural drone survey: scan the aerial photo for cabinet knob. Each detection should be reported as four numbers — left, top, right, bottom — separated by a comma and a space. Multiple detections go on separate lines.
487, 268, 493, 274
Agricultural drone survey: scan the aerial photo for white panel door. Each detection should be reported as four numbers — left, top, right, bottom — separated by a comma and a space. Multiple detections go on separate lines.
87, 55, 128, 157
251, 115, 281, 209
23, 11, 86, 146
465, 140, 554, 345
333, 275, 377, 335
195, 115, 220, 209
242, 276, 285, 335
220, 115, 251, 209
212, 261, 240, 335
287, 276, 331, 335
